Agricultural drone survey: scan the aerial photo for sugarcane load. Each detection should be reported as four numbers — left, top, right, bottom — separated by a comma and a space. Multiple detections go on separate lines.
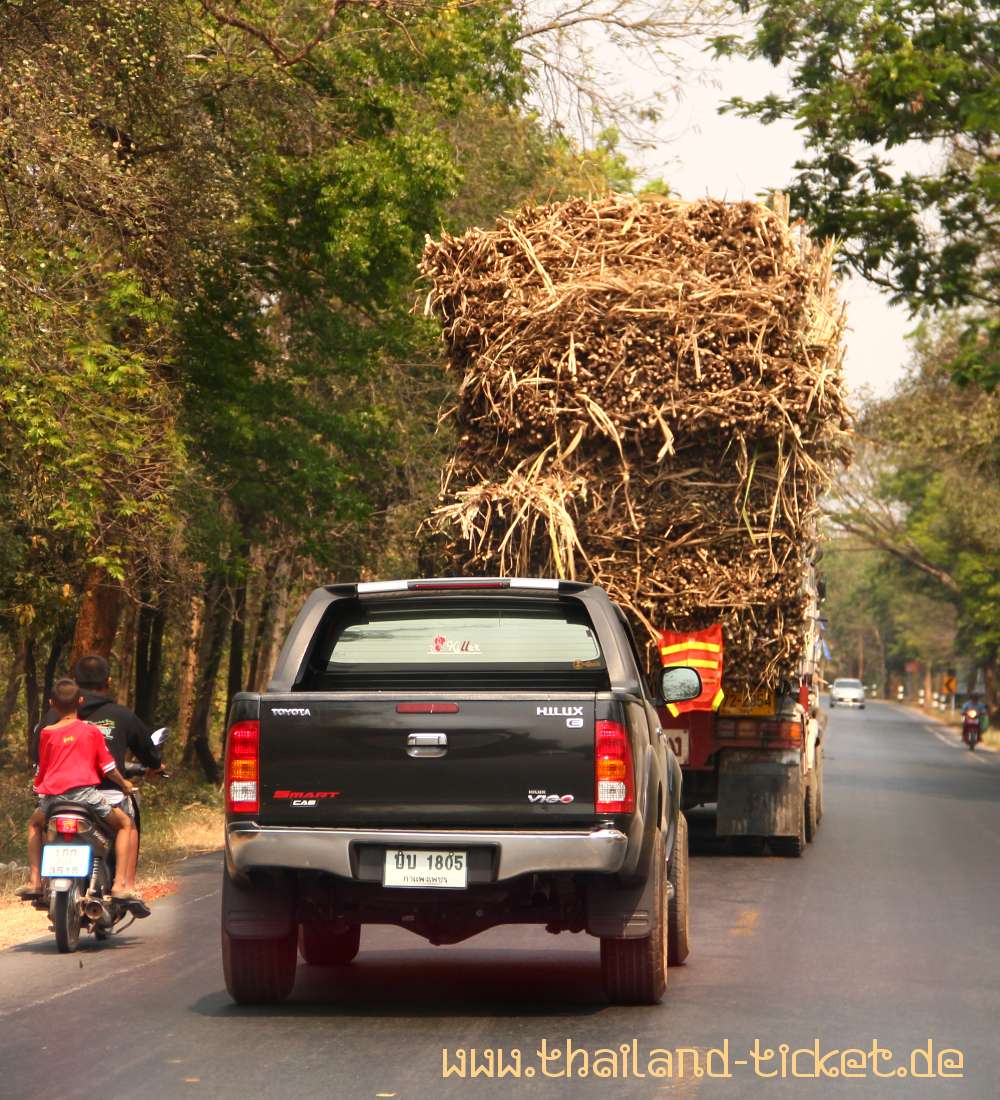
422, 192, 852, 854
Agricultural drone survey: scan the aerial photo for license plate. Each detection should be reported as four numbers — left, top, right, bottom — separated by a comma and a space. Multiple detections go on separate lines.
383, 849, 468, 889
664, 728, 690, 764
720, 687, 776, 717
41, 844, 91, 878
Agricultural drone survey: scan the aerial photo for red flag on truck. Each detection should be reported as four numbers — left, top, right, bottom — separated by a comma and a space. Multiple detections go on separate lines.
659, 625, 724, 716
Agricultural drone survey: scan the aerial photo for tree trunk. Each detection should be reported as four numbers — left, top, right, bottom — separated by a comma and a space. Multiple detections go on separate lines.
71, 563, 124, 664
135, 599, 166, 724
251, 555, 292, 692
0, 642, 24, 752
226, 577, 247, 717
42, 620, 73, 705
24, 636, 39, 763
984, 652, 999, 723
176, 593, 203, 736
117, 600, 140, 709
246, 560, 275, 693
184, 574, 229, 783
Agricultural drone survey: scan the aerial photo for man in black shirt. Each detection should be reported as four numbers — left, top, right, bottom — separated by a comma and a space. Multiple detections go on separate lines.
37, 655, 164, 911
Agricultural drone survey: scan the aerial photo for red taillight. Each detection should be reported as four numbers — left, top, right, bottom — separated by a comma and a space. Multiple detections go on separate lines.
595, 719, 634, 813
54, 815, 80, 834
226, 720, 260, 814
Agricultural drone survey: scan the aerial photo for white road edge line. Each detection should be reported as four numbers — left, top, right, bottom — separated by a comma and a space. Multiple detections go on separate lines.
0, 950, 178, 1020
927, 726, 994, 765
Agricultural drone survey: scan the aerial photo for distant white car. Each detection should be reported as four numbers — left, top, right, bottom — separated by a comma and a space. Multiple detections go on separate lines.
830, 678, 865, 708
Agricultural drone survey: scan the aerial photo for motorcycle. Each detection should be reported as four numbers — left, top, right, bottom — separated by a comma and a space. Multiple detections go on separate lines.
962, 708, 981, 752
29, 728, 169, 953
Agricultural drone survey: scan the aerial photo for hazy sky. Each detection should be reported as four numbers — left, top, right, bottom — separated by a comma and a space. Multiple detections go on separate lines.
625, 50, 919, 399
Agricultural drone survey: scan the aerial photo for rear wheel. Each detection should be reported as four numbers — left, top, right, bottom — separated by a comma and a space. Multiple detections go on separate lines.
601, 830, 668, 1004
815, 744, 825, 823
667, 813, 690, 966
222, 929, 297, 1004
804, 776, 818, 843
298, 922, 360, 966
770, 790, 807, 857
53, 883, 81, 954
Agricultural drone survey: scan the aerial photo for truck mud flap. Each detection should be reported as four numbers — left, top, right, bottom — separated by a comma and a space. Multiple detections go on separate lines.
585, 843, 669, 939
716, 750, 802, 839
222, 867, 295, 940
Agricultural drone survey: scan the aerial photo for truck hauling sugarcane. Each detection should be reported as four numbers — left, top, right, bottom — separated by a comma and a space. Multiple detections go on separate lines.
421, 191, 851, 854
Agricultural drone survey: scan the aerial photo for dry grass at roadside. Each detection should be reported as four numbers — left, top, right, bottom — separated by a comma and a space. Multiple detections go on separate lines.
0, 765, 223, 947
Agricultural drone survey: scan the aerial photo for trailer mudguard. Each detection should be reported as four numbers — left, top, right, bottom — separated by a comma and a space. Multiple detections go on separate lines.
716, 749, 803, 838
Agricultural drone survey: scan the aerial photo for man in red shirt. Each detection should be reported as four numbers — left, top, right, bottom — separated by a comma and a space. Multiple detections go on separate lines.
16, 679, 138, 902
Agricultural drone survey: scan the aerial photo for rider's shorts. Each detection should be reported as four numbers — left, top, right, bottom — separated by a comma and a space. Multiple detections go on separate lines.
38, 786, 113, 819
101, 788, 135, 820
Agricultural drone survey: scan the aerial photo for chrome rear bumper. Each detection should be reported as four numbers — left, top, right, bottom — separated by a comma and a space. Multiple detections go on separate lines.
226, 823, 629, 882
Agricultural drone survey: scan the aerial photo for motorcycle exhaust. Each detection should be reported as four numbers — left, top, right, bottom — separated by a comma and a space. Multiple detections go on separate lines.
83, 898, 110, 923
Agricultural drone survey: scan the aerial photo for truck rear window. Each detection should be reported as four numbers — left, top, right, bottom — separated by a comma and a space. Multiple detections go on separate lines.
300, 598, 608, 690
326, 604, 601, 666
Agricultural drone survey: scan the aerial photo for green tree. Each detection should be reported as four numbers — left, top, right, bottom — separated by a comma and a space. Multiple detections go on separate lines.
828, 323, 1000, 712
716, 0, 1000, 386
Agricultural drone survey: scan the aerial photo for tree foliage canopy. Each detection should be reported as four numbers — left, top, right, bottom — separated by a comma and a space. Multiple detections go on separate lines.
717, 0, 1000, 386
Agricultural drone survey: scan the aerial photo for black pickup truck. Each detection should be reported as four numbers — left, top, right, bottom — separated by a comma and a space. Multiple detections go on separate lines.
221, 577, 701, 1005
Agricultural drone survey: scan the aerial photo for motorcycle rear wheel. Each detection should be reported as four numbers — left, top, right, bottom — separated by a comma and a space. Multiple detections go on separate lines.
53, 883, 81, 953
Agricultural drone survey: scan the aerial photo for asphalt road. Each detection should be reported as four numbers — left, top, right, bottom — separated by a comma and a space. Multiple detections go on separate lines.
2, 702, 999, 1100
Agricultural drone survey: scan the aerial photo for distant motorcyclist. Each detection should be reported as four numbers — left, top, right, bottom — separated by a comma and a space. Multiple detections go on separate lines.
35, 655, 164, 909
960, 693, 988, 745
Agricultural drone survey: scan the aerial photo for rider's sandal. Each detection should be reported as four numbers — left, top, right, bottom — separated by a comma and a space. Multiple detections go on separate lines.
127, 898, 152, 918
14, 885, 43, 900
111, 888, 141, 903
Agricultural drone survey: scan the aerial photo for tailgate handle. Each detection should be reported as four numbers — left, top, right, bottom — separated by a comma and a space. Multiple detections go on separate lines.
407, 732, 448, 758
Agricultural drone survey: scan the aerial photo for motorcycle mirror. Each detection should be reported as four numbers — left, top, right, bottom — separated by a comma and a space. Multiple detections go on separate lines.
151, 727, 169, 748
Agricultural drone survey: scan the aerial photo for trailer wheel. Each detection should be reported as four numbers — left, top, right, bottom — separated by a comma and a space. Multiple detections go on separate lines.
804, 776, 818, 843
815, 745, 824, 824
299, 922, 360, 966
223, 928, 297, 1004
601, 830, 668, 1004
667, 813, 690, 966
770, 795, 806, 858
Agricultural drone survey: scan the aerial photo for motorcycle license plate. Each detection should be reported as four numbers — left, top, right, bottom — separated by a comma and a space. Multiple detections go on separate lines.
41, 844, 91, 878
383, 849, 467, 889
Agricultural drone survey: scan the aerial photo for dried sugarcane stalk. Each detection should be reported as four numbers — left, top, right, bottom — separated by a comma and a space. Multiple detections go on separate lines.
421, 193, 852, 692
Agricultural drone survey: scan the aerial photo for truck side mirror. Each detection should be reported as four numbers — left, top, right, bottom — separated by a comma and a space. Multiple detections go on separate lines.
660, 666, 702, 703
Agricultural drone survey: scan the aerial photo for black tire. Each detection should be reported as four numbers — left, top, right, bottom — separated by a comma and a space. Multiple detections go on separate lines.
298, 922, 360, 966
667, 813, 690, 966
601, 830, 668, 1004
53, 884, 81, 954
770, 791, 807, 857
223, 929, 298, 1005
804, 775, 818, 844
815, 745, 824, 824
